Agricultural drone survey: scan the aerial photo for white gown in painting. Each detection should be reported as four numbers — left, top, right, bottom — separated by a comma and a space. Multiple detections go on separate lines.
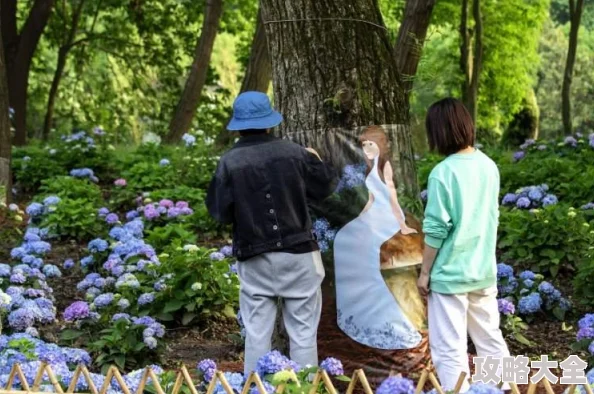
334, 154, 422, 349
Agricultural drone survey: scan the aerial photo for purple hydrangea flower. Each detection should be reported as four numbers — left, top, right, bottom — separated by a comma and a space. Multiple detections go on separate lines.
105, 213, 119, 225
502, 193, 517, 205
513, 151, 525, 162
114, 179, 127, 187
497, 299, 515, 315
577, 327, 594, 341
579, 314, 594, 330
64, 301, 90, 321
197, 359, 217, 382
63, 259, 75, 269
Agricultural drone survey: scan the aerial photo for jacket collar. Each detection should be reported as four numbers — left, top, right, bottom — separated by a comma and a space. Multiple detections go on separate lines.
234, 133, 278, 147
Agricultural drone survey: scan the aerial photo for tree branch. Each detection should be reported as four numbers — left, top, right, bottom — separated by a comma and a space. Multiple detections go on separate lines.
394, 0, 436, 94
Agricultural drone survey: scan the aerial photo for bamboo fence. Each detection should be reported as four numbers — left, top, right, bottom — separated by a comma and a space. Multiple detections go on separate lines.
0, 362, 592, 394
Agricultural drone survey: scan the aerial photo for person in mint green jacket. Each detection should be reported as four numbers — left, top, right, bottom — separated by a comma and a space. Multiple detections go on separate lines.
417, 98, 510, 392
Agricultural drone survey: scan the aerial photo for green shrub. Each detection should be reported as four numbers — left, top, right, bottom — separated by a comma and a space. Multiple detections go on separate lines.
498, 205, 594, 276
149, 244, 239, 326
145, 223, 197, 251
40, 198, 105, 241
38, 176, 103, 204
12, 152, 64, 193
122, 162, 179, 191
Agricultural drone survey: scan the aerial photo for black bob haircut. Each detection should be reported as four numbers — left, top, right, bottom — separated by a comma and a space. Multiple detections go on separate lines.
425, 98, 475, 156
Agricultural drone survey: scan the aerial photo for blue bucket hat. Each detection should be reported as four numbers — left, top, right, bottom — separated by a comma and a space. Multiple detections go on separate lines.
227, 91, 283, 131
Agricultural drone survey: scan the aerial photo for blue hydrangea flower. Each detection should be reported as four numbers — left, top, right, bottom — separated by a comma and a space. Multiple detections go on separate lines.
0, 264, 11, 277
210, 252, 225, 261
502, 193, 517, 205
26, 203, 44, 217
496, 263, 514, 279
144, 337, 158, 350
516, 197, 531, 209
93, 293, 114, 308
138, 292, 156, 305
467, 383, 504, 394
212, 373, 244, 394
542, 194, 558, 206
518, 293, 542, 314
528, 188, 544, 201
112, 313, 131, 323
88, 238, 109, 253
182, 134, 196, 147
43, 196, 61, 206
159, 159, 170, 167
320, 357, 344, 376
588, 341, 594, 355
565, 136, 578, 147
42, 265, 62, 278
538, 281, 555, 296
579, 314, 594, 330
63, 259, 75, 269
523, 279, 534, 288
519, 270, 536, 281
256, 351, 292, 377
377, 376, 415, 394
80, 255, 94, 267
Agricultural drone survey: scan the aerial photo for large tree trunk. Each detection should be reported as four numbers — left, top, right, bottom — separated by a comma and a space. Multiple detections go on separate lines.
562, 0, 585, 136
260, 0, 418, 194
42, 0, 86, 141
394, 0, 437, 95
260, 0, 428, 372
2, 0, 56, 145
218, 8, 271, 146
460, 0, 482, 123
164, 0, 223, 144
0, 5, 12, 205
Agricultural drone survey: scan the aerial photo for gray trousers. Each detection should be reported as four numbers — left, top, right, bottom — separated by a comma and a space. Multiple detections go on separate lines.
237, 251, 325, 376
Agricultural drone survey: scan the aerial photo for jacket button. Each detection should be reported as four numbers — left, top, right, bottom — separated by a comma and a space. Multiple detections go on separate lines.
266, 194, 271, 199
269, 209, 274, 214
273, 225, 278, 230
276, 242, 282, 247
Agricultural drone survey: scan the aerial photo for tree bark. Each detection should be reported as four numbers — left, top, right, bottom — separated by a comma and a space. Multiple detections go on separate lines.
218, 8, 271, 146
164, 0, 223, 144
3, 0, 56, 145
0, 4, 12, 205
260, 0, 418, 195
42, 0, 86, 141
260, 0, 430, 371
562, 0, 585, 136
459, 0, 482, 124
394, 0, 437, 95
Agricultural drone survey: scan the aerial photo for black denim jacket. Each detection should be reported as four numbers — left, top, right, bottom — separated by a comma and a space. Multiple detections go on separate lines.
206, 134, 338, 261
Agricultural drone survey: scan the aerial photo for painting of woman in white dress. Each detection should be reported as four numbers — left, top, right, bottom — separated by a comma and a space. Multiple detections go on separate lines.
333, 125, 425, 349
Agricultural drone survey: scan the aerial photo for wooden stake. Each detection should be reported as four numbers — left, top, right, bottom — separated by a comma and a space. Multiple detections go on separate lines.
345, 370, 373, 394
415, 369, 429, 394
453, 372, 467, 394
308, 370, 337, 394
427, 371, 445, 394
240, 372, 268, 394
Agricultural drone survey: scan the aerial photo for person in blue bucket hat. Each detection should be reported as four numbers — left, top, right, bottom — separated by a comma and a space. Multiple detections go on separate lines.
206, 91, 338, 376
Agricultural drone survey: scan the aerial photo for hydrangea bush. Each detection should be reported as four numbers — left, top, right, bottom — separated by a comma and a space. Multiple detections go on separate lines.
498, 206, 594, 276
497, 263, 571, 322
501, 185, 558, 209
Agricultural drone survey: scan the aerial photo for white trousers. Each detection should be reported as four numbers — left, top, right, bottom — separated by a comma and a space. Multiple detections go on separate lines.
428, 285, 511, 392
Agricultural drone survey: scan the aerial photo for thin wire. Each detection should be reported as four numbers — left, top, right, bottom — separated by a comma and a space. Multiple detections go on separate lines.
262, 17, 388, 31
